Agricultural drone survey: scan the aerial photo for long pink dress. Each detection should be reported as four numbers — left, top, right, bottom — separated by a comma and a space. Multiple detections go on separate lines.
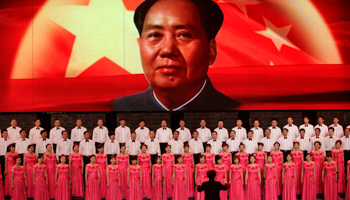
195, 164, 208, 200
24, 154, 36, 198
332, 149, 346, 194
245, 165, 261, 200
214, 165, 228, 200
302, 162, 316, 200
85, 164, 101, 200
311, 150, 324, 195
55, 165, 71, 200
34, 165, 49, 200
282, 163, 296, 200
255, 152, 266, 195
70, 153, 84, 197
128, 166, 142, 200
229, 165, 245, 200
203, 153, 215, 170
265, 164, 278, 200
0, 168, 4, 200
106, 165, 121, 200
162, 154, 174, 198
323, 161, 337, 200
96, 154, 107, 198
235, 153, 249, 182
291, 151, 303, 195
271, 151, 283, 196
152, 164, 166, 200
117, 154, 129, 200
345, 160, 350, 200
182, 153, 194, 198
44, 153, 56, 199
5, 152, 17, 196
138, 154, 152, 199
173, 165, 188, 200
11, 166, 26, 200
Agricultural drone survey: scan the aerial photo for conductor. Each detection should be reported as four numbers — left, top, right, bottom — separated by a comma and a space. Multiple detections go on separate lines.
197, 170, 228, 200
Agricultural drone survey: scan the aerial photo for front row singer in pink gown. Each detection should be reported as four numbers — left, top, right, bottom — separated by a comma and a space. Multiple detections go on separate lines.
55, 155, 71, 200
152, 156, 166, 200
264, 155, 278, 200
301, 153, 316, 200
311, 141, 324, 197
96, 145, 107, 199
322, 153, 338, 200
214, 156, 228, 200
332, 140, 346, 195
195, 155, 208, 200
245, 154, 261, 200
162, 145, 174, 199
172, 155, 188, 200
85, 155, 101, 200
117, 145, 129, 200
0, 164, 4, 200
106, 156, 121, 200
182, 144, 195, 199
203, 144, 215, 170
271, 142, 284, 198
282, 154, 296, 200
11, 155, 27, 200
5, 143, 17, 197
128, 156, 143, 200
138, 145, 152, 199
345, 160, 350, 200
229, 156, 245, 200
33, 155, 49, 200
69, 144, 84, 198
44, 144, 57, 199
23, 144, 36, 199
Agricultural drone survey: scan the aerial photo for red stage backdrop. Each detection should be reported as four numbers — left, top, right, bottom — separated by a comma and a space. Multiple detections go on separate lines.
0, 0, 349, 111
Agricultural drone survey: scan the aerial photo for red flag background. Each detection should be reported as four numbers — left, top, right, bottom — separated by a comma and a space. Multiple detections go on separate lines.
0, 0, 349, 111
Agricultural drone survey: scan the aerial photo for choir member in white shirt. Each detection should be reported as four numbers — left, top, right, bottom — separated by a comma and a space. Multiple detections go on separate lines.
135, 119, 150, 144
207, 131, 222, 155
168, 131, 184, 161
314, 116, 328, 138
70, 119, 87, 145
56, 130, 73, 159
329, 115, 344, 139
309, 128, 325, 152
299, 115, 314, 139
268, 118, 282, 142
277, 128, 294, 161
0, 130, 12, 176
155, 120, 173, 154
35, 130, 52, 156
214, 119, 229, 143
15, 130, 32, 162
225, 130, 240, 159
144, 130, 161, 164
29, 118, 44, 144
232, 118, 247, 143
251, 119, 264, 142
104, 131, 120, 163
175, 119, 192, 144
188, 131, 204, 164
196, 119, 211, 149
115, 117, 131, 146
324, 127, 338, 155
6, 119, 21, 142
341, 128, 350, 165
283, 116, 299, 141
260, 129, 274, 153
49, 119, 65, 153
243, 130, 258, 154
295, 129, 310, 158
125, 132, 141, 156
79, 131, 96, 165
92, 118, 109, 148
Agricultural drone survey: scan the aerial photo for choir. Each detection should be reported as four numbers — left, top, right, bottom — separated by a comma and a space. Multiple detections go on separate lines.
0, 115, 350, 200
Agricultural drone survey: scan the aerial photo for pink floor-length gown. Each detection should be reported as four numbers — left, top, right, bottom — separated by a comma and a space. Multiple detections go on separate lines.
183, 153, 194, 198
128, 166, 142, 200
235, 153, 249, 182
55, 165, 71, 200
162, 154, 174, 198
229, 165, 245, 200
311, 151, 324, 195
11, 166, 26, 200
44, 153, 56, 199
152, 164, 166, 200
0, 167, 4, 200
138, 154, 152, 199
282, 163, 296, 200
5, 152, 17, 197
96, 154, 107, 198
24, 154, 36, 198
323, 161, 337, 200
117, 154, 129, 200
70, 153, 84, 197
34, 165, 49, 200
345, 160, 350, 200
214, 165, 228, 200
265, 164, 278, 200
255, 152, 266, 195
332, 149, 346, 194
302, 162, 316, 200
271, 151, 283, 196
85, 164, 101, 200
106, 165, 121, 200
195, 164, 208, 200
220, 153, 232, 178
203, 153, 215, 170
291, 151, 303, 195
245, 165, 261, 200
173, 165, 188, 200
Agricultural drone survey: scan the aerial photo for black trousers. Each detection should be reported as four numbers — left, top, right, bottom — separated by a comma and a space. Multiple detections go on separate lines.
344, 150, 350, 167
18, 153, 24, 165
0, 155, 4, 177
202, 142, 207, 151
53, 143, 57, 153
193, 153, 201, 164
151, 154, 158, 165
302, 150, 308, 159
281, 150, 291, 162
231, 151, 238, 161
83, 156, 90, 183
174, 154, 180, 164
160, 143, 168, 155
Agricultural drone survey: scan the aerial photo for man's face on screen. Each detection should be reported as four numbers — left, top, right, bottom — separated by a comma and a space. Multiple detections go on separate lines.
139, 0, 216, 90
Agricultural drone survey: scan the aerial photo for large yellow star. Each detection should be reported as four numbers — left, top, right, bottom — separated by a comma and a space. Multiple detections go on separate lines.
255, 17, 299, 51
218, 0, 260, 16
43, 0, 141, 77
